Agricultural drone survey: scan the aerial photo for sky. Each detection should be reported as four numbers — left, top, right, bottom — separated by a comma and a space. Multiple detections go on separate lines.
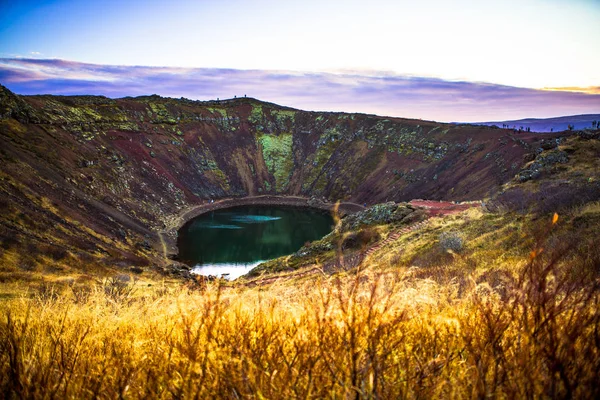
0, 0, 599, 121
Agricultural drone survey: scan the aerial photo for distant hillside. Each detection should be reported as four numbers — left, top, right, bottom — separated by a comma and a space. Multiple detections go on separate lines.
476, 114, 600, 133
0, 83, 566, 272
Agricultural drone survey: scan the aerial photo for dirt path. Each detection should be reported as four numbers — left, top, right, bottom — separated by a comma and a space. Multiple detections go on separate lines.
364, 219, 429, 257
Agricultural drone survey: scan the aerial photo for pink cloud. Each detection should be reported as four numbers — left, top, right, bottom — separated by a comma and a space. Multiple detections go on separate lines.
1, 58, 598, 122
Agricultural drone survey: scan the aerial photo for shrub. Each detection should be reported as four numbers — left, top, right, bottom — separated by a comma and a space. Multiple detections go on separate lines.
439, 231, 464, 253
70, 283, 93, 304
102, 275, 136, 304
35, 280, 60, 303
341, 227, 380, 250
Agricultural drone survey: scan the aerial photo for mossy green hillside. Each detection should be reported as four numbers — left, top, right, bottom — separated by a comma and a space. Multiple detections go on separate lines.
258, 133, 294, 192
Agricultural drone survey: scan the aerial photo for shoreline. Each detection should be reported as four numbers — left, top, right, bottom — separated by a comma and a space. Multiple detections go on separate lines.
157, 195, 365, 259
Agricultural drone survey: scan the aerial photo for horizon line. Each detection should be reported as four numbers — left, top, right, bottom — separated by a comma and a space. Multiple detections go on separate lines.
1, 58, 599, 123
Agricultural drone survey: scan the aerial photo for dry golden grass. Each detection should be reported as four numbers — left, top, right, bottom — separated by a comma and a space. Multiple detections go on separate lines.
1, 214, 599, 399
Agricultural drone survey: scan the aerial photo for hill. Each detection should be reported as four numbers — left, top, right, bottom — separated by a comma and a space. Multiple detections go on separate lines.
476, 113, 600, 132
0, 84, 565, 277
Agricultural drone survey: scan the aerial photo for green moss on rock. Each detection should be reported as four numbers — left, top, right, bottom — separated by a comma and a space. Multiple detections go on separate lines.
249, 104, 263, 124
258, 133, 294, 192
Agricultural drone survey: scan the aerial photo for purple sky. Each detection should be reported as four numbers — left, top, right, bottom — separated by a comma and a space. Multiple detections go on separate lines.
1, 58, 599, 122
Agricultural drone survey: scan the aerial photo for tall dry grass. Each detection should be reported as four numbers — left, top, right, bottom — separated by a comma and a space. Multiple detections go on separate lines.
1, 216, 599, 399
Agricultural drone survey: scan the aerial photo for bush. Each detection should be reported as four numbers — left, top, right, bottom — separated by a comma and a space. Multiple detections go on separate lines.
102, 275, 136, 304
439, 231, 464, 253
35, 280, 60, 303
341, 228, 380, 250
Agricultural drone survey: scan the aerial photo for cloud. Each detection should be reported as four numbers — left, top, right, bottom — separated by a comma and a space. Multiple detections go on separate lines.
542, 87, 600, 95
0, 58, 598, 122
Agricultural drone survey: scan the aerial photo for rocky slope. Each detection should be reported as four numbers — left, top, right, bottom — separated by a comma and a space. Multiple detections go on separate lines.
0, 84, 566, 276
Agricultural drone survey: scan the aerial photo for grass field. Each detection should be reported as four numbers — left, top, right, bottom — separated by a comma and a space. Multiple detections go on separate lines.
1, 210, 599, 399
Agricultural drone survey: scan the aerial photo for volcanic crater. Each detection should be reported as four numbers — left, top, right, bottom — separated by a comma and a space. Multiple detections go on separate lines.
0, 84, 565, 276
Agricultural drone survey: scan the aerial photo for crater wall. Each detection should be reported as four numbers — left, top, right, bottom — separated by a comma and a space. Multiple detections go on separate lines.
0, 85, 560, 271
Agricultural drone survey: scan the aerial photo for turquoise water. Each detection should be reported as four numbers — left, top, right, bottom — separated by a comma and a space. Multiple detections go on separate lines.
177, 205, 334, 279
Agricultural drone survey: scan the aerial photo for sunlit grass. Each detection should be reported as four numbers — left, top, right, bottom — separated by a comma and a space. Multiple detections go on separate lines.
1, 212, 599, 398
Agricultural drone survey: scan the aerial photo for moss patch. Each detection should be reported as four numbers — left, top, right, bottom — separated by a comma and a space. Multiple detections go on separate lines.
249, 104, 263, 125
258, 133, 294, 192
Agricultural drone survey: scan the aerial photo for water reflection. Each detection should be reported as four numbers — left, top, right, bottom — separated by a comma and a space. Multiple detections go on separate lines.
177, 205, 333, 280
